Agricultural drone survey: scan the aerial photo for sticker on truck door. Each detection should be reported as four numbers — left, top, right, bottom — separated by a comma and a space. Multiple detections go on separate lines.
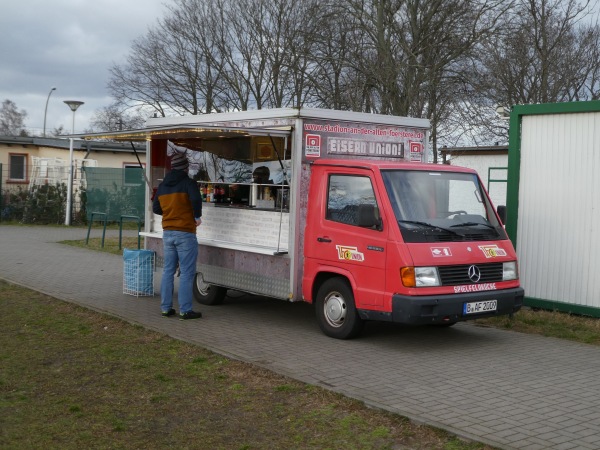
305, 134, 321, 157
431, 247, 452, 257
478, 245, 507, 258
336, 245, 365, 262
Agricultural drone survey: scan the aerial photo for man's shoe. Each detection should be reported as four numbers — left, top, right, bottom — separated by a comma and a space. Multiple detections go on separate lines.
179, 311, 202, 320
161, 308, 176, 317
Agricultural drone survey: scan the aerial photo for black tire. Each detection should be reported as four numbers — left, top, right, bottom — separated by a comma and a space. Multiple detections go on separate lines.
193, 272, 227, 305
315, 278, 364, 339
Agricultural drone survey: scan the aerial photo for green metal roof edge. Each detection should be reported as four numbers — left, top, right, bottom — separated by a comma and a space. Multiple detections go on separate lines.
511, 100, 600, 116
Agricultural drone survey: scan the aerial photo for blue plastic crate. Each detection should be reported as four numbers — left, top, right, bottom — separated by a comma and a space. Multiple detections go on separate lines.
123, 248, 155, 296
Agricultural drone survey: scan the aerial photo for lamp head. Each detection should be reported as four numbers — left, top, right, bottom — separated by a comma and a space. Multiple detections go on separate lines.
64, 100, 84, 112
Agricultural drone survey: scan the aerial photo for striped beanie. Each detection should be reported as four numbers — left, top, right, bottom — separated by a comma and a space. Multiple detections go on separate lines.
170, 152, 188, 171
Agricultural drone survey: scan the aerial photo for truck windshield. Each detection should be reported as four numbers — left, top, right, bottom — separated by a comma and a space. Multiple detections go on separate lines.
381, 169, 507, 243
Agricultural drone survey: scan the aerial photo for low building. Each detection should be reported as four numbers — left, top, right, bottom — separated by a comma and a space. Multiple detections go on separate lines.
0, 136, 147, 224
440, 144, 508, 208
0, 135, 146, 189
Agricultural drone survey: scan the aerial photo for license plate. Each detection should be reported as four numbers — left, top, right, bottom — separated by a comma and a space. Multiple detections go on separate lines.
463, 300, 497, 315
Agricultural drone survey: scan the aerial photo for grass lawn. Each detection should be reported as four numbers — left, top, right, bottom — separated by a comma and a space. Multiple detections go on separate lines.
0, 279, 493, 450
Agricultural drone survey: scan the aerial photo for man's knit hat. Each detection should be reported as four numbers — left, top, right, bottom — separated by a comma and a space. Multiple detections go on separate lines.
170, 152, 189, 171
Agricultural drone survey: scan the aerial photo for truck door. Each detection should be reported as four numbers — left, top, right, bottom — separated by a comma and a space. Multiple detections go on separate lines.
304, 169, 388, 307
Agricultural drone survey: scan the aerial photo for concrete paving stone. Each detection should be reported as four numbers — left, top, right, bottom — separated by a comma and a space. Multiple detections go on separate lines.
428, 409, 467, 422
445, 419, 479, 430
521, 422, 565, 433
477, 414, 509, 425
511, 442, 547, 450
529, 407, 570, 418
462, 424, 495, 437
581, 433, 600, 445
547, 415, 589, 427
460, 404, 496, 422
576, 443, 600, 450
557, 419, 599, 435
551, 442, 582, 450
484, 428, 526, 442
494, 410, 535, 424
575, 409, 600, 422
533, 432, 570, 445
499, 432, 539, 445
550, 435, 588, 447
557, 400, 594, 412
486, 421, 522, 433
567, 426, 600, 438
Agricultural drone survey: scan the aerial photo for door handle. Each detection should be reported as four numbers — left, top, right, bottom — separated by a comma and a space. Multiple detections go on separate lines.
317, 237, 332, 243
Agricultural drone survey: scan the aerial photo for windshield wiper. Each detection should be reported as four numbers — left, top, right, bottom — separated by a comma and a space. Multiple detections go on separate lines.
398, 220, 464, 237
450, 221, 496, 229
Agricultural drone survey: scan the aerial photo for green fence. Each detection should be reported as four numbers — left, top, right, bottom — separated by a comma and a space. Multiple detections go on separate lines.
83, 167, 145, 222
0, 164, 146, 225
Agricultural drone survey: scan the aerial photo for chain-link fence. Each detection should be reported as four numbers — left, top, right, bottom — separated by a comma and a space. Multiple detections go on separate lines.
0, 163, 146, 226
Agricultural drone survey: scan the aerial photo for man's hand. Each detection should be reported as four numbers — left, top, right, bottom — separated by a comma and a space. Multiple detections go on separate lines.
195, 218, 202, 227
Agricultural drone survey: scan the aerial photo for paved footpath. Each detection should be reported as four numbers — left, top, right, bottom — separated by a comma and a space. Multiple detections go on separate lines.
1, 225, 600, 450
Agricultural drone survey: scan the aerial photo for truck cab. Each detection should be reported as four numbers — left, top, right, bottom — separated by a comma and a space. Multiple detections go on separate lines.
303, 159, 524, 339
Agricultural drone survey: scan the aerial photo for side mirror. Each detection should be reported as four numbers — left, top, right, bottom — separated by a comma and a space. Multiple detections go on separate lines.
497, 205, 506, 224
357, 204, 382, 230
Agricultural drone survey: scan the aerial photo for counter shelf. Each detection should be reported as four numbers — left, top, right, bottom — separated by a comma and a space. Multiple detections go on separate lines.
140, 232, 288, 256
198, 181, 289, 212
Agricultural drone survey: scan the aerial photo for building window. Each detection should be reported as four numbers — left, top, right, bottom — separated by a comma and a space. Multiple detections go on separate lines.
9, 153, 27, 181
123, 163, 144, 186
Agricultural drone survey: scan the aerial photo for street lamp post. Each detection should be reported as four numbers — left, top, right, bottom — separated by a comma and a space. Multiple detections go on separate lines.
63, 100, 85, 133
63, 100, 84, 226
42, 87, 56, 137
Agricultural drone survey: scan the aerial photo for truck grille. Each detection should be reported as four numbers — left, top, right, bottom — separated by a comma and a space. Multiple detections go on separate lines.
435, 233, 492, 242
438, 263, 504, 286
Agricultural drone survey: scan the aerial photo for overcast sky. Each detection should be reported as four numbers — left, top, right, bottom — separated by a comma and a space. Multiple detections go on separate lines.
1, 0, 168, 135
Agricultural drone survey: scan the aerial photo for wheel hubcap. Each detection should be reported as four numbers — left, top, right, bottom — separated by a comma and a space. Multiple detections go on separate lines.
195, 274, 210, 296
324, 292, 346, 328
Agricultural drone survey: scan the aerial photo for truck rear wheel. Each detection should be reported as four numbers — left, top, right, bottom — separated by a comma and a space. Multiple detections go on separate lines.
315, 278, 364, 339
193, 272, 227, 305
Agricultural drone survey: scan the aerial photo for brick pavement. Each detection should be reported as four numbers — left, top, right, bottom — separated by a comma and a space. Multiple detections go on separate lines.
1, 224, 600, 450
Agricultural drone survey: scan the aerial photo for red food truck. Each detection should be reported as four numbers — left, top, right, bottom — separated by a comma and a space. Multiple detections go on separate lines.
95, 108, 524, 339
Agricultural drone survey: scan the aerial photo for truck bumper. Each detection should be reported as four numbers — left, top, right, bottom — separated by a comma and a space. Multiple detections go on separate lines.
387, 287, 525, 325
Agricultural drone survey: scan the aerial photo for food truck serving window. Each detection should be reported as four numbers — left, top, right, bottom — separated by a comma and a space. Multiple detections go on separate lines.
153, 133, 291, 211
163, 136, 290, 185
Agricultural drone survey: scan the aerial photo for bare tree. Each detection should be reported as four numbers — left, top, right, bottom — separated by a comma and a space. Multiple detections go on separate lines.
167, 0, 230, 113
108, 0, 226, 116
330, 0, 512, 161
309, 4, 377, 111
86, 103, 147, 133
214, 0, 323, 109
454, 0, 600, 146
0, 99, 28, 136
104, 0, 599, 152
51, 125, 66, 136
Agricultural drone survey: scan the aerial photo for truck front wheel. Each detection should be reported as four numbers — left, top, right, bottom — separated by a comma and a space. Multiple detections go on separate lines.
193, 272, 227, 305
315, 278, 364, 339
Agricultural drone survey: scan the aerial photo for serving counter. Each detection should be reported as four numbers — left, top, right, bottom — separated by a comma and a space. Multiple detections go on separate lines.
143, 202, 289, 255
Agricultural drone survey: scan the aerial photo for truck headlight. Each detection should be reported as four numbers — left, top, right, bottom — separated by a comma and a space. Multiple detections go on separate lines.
503, 261, 518, 281
401, 267, 441, 287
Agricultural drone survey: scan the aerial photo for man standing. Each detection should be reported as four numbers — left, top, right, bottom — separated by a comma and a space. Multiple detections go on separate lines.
152, 152, 203, 320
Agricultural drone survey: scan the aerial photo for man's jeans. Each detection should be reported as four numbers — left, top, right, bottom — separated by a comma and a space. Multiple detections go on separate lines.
161, 230, 198, 314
